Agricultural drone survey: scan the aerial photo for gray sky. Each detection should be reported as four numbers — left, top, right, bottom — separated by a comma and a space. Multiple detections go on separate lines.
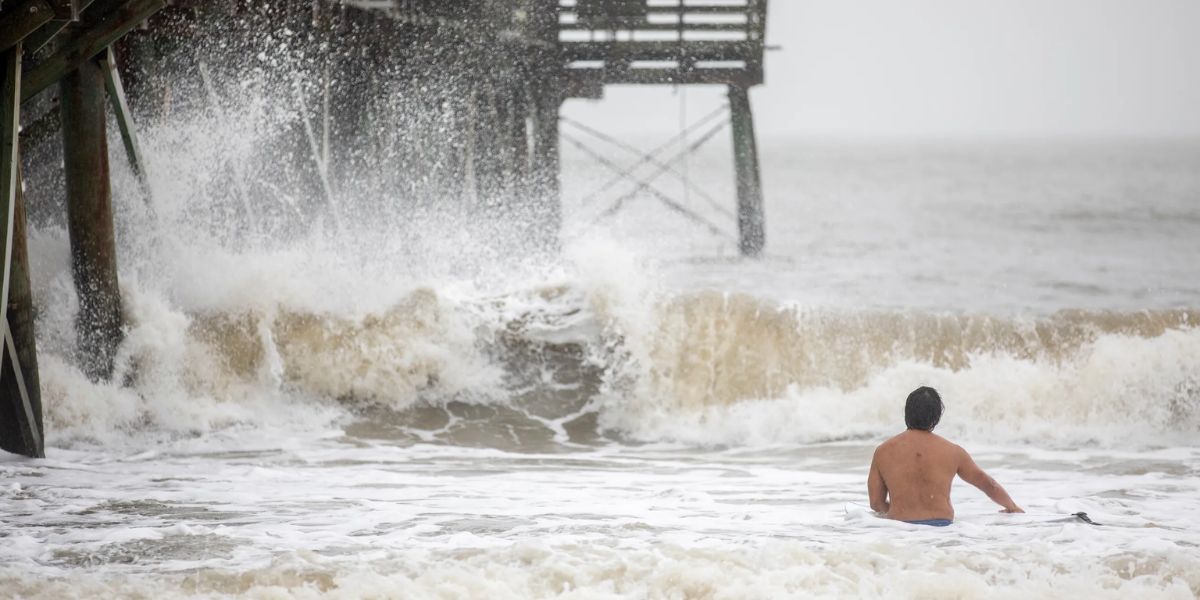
563, 0, 1200, 139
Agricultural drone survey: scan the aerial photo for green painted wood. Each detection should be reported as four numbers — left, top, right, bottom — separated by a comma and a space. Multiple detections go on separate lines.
99, 46, 146, 182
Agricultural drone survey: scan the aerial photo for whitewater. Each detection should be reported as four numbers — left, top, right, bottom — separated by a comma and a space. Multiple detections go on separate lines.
2, 94, 1199, 598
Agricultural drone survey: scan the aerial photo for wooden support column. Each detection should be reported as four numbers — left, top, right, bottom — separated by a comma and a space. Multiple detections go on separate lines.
0, 44, 44, 458
492, 85, 516, 207
1, 166, 45, 458
471, 85, 505, 210
529, 87, 562, 248
60, 55, 123, 382
525, 0, 563, 250
510, 85, 530, 178
728, 84, 765, 257
504, 84, 532, 215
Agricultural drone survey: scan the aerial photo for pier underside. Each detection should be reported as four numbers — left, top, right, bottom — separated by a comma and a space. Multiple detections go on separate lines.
0, 0, 771, 457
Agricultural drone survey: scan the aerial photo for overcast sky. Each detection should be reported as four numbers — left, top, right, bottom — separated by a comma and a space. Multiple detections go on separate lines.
562, 0, 1200, 140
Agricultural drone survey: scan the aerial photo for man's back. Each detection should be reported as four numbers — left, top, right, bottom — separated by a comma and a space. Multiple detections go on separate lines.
869, 430, 962, 521
868, 387, 1022, 523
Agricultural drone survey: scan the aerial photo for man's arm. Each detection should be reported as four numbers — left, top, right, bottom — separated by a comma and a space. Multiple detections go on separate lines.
867, 448, 889, 514
957, 449, 1023, 513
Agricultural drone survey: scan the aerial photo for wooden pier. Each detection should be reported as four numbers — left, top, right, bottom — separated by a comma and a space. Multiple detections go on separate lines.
0, 0, 771, 457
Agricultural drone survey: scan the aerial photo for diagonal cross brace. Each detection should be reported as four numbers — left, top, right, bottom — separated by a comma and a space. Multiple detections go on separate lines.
563, 125, 733, 239
197, 59, 257, 236
293, 76, 343, 233
99, 47, 145, 180
564, 106, 727, 207
97, 45, 156, 214
1, 45, 21, 360
592, 117, 730, 222
4, 318, 41, 456
565, 114, 735, 221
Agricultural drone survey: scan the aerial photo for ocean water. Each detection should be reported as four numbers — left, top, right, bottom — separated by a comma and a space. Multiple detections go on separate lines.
2, 107, 1199, 598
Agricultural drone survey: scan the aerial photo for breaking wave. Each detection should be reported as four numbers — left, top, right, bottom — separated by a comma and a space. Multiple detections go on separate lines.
32, 230, 1200, 450
3, 539, 1197, 599
19, 98, 1199, 453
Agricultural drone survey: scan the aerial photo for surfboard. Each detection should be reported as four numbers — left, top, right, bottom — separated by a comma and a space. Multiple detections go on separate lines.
842, 503, 1101, 525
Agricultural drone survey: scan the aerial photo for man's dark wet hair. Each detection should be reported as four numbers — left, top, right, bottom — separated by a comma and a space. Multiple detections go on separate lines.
905, 386, 944, 431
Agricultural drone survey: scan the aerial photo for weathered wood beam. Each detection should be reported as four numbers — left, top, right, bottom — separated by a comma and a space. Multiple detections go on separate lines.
561, 5, 752, 15
0, 48, 20, 333
561, 41, 760, 62
60, 55, 123, 381
564, 67, 760, 91
98, 45, 146, 182
21, 0, 164, 103
23, 0, 95, 54
560, 24, 750, 33
1, 167, 44, 459
16, 102, 60, 149
0, 0, 55, 53
50, 0, 83, 20
0, 43, 43, 458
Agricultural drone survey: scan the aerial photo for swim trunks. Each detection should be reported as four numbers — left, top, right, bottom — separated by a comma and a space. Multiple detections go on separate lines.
905, 518, 952, 527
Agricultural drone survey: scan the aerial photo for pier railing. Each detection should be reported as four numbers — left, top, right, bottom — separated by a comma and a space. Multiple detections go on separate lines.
558, 0, 766, 97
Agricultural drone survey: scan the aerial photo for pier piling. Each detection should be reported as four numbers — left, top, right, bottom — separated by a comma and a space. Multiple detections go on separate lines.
530, 88, 562, 245
0, 0, 773, 457
60, 56, 124, 382
1, 43, 43, 458
729, 84, 765, 257
1, 164, 44, 458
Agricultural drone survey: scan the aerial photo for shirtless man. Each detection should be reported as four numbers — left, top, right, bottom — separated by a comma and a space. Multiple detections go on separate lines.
868, 386, 1023, 526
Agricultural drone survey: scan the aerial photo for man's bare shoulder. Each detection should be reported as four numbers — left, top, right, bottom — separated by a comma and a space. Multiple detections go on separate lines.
875, 431, 967, 456
873, 433, 904, 453
928, 435, 971, 465
931, 433, 967, 452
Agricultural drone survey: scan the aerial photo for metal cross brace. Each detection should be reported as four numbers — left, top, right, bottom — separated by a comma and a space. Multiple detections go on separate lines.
197, 58, 258, 236
563, 105, 727, 208
593, 117, 730, 223
563, 113, 734, 221
293, 75, 343, 233
561, 116, 733, 239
